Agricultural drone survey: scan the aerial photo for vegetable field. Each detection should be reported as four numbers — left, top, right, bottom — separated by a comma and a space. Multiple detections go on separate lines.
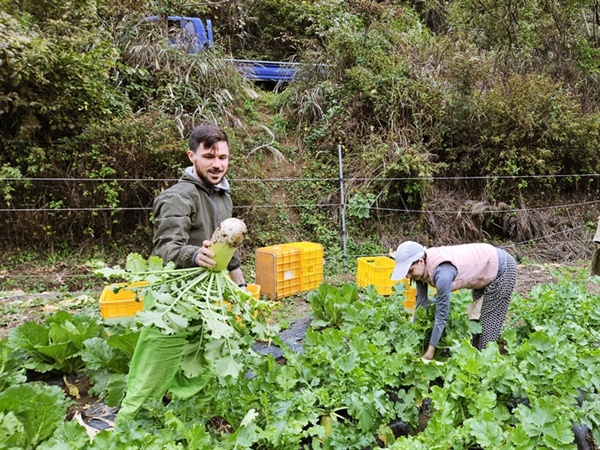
1, 262, 600, 449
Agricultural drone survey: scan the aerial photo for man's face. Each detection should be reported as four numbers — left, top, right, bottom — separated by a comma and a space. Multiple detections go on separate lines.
187, 140, 230, 186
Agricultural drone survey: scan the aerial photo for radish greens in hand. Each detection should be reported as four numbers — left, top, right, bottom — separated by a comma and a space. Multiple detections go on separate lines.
95, 253, 276, 380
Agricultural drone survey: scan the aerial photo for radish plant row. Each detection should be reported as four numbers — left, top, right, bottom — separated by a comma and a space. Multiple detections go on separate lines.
2, 265, 600, 449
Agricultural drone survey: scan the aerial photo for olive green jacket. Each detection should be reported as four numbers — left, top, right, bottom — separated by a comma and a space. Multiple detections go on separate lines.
151, 167, 241, 270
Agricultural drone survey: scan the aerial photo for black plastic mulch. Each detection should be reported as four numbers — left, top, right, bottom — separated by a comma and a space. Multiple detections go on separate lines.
251, 316, 311, 360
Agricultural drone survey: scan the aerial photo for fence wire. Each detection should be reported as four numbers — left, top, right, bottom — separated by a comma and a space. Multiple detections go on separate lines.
1, 174, 599, 256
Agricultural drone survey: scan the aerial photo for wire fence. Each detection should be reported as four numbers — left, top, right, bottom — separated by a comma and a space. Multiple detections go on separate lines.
2, 173, 599, 250
2, 175, 599, 213
1, 171, 599, 291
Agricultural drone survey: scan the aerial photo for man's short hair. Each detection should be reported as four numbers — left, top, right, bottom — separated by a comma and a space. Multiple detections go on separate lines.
189, 124, 229, 152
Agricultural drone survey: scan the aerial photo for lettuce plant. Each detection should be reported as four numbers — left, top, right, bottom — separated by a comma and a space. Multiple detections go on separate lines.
8, 311, 105, 374
0, 383, 71, 449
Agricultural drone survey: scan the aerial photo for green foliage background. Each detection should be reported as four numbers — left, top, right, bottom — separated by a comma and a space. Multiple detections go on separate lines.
1, 0, 600, 256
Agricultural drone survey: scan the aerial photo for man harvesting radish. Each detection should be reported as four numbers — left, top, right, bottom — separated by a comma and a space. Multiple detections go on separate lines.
152, 123, 247, 287
116, 124, 248, 427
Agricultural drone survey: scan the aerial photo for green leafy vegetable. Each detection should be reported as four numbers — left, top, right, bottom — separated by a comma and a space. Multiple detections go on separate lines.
0, 383, 72, 449
81, 331, 139, 406
8, 310, 105, 374
307, 282, 359, 327
36, 420, 92, 450
0, 339, 26, 391
95, 253, 277, 381
10, 274, 600, 449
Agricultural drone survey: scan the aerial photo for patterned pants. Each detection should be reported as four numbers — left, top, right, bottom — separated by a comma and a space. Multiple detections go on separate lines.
471, 253, 518, 350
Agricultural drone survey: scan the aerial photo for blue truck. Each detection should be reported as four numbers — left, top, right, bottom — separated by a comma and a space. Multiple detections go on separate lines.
144, 15, 299, 83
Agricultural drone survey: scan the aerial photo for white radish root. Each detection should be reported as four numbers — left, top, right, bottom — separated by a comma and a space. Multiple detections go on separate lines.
210, 218, 247, 271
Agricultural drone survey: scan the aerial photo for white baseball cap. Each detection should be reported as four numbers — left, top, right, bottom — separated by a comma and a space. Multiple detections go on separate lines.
390, 241, 425, 280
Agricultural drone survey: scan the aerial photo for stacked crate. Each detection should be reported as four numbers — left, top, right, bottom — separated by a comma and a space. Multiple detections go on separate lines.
255, 242, 324, 300
283, 242, 324, 292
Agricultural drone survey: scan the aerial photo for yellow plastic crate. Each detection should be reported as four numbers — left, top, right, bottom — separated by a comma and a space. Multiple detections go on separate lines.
255, 245, 302, 300
356, 256, 398, 296
398, 278, 442, 310
398, 278, 416, 310
403, 298, 416, 311
247, 283, 261, 299
99, 281, 148, 319
279, 242, 324, 291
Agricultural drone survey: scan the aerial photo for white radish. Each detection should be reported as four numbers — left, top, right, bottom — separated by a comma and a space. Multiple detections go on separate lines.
209, 218, 247, 271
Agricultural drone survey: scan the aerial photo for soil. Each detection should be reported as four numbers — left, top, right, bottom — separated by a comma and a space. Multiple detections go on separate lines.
514, 262, 561, 295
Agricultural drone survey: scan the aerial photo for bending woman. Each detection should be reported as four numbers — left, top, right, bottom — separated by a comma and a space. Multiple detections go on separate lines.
390, 241, 517, 360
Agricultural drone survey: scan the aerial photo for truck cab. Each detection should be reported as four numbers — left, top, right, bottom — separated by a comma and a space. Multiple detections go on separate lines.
143, 16, 213, 54
143, 15, 298, 83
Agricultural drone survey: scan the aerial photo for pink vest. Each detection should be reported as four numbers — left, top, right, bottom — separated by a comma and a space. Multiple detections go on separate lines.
422, 244, 499, 290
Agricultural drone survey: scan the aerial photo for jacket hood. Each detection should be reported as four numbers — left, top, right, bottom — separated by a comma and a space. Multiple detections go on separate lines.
183, 166, 230, 193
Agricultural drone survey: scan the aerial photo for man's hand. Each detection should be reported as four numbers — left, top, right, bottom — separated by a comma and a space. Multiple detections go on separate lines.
195, 240, 217, 268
